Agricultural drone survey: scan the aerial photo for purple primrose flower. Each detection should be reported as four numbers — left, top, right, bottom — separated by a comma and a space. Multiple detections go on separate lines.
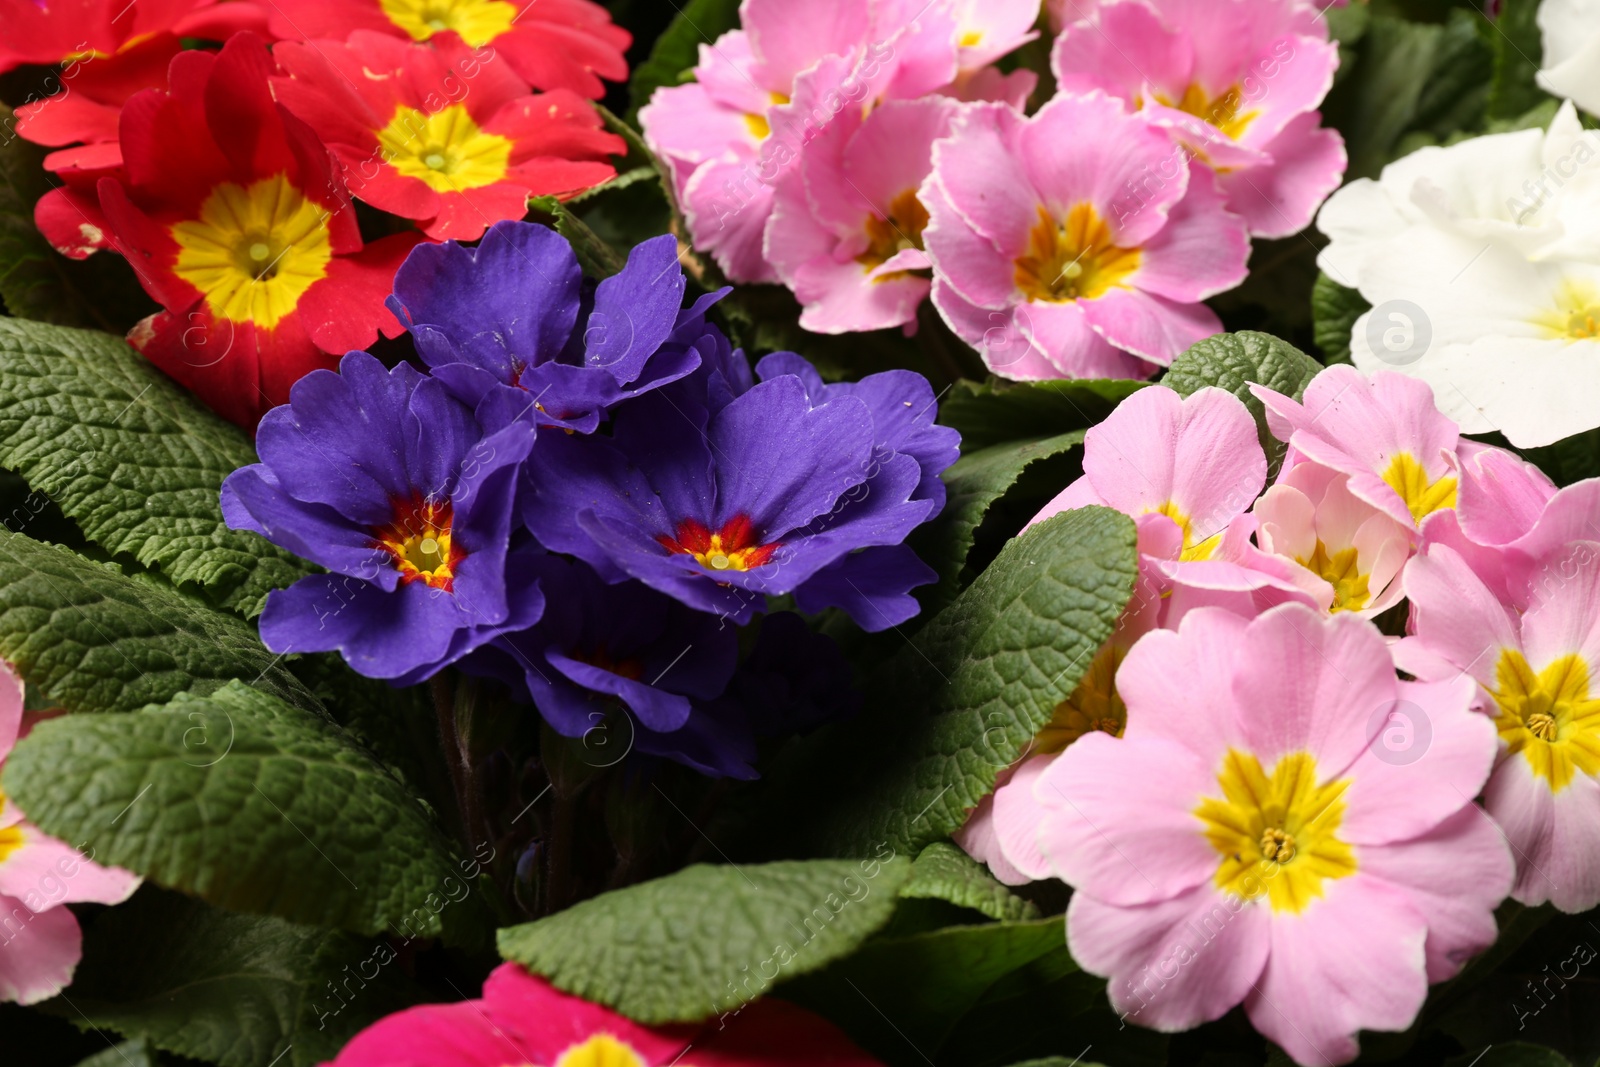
221, 352, 543, 683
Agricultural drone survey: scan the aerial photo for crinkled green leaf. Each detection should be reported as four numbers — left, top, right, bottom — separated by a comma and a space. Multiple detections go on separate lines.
901, 842, 1040, 922
911, 431, 1085, 612
0, 318, 314, 616
497, 856, 911, 1023
759, 507, 1137, 858
625, 0, 742, 123
0, 531, 312, 713
781, 919, 1066, 1059
937, 378, 1145, 450
51, 887, 427, 1067
4, 680, 481, 942
0, 106, 152, 331
1311, 272, 1368, 366
530, 196, 625, 278
1163, 330, 1322, 474
1480, 0, 1547, 121
1324, 15, 1461, 178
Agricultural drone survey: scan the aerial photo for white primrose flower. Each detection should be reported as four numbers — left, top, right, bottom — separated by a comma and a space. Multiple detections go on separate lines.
1538, 0, 1600, 118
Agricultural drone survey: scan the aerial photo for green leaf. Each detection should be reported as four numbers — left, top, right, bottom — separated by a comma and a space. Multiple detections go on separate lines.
1412, 11, 1494, 139
937, 378, 1146, 450
50, 887, 427, 1067
1480, 0, 1547, 121
1446, 1045, 1571, 1067
780, 919, 1066, 1058
900, 842, 1040, 923
1162, 330, 1323, 474
497, 855, 912, 1023
73, 1039, 159, 1067
529, 196, 625, 278
911, 430, 1085, 612
1311, 272, 1369, 366
1522, 428, 1600, 486
760, 506, 1138, 857
626, 0, 742, 123
0, 105, 153, 332
0, 531, 312, 713
4, 680, 481, 941
1324, 15, 1454, 178
0, 318, 315, 616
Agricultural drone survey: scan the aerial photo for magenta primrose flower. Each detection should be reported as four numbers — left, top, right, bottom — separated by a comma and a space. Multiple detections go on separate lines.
922, 93, 1250, 380
1034, 605, 1512, 1066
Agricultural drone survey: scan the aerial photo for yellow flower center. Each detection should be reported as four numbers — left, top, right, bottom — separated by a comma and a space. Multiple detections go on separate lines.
378, 104, 514, 193
1295, 541, 1370, 613
959, 29, 984, 47
1195, 749, 1357, 914
1150, 500, 1220, 562
1014, 203, 1141, 303
171, 174, 333, 329
0, 791, 24, 865
1490, 650, 1600, 791
371, 496, 462, 591
378, 0, 517, 47
553, 1034, 649, 1067
1380, 452, 1458, 523
1037, 640, 1127, 754
1155, 82, 1259, 141
743, 92, 786, 142
1567, 306, 1600, 339
857, 188, 931, 282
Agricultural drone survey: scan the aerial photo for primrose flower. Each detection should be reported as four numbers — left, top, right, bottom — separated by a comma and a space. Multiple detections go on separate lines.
0, 661, 140, 1005
478, 556, 754, 779
521, 350, 951, 630
222, 353, 542, 683
767, 97, 961, 334
1050, 0, 1345, 238
1316, 102, 1600, 286
325, 961, 884, 1067
1252, 461, 1413, 616
640, 0, 1028, 284
1538, 0, 1600, 118
1031, 386, 1265, 560
1404, 524, 1600, 913
389, 223, 708, 434
1253, 365, 1462, 529
272, 33, 621, 240
241, 0, 629, 99
923, 94, 1249, 380
1036, 604, 1511, 1065
94, 33, 423, 428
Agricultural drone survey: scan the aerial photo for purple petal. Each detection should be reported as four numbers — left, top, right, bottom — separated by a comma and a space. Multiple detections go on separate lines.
792, 544, 937, 631
584, 234, 687, 382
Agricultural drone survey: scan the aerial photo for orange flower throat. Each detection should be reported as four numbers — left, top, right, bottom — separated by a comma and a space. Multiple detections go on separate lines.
657, 515, 779, 572
371, 495, 464, 591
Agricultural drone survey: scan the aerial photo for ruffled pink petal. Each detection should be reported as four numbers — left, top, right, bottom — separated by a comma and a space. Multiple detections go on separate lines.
693, 30, 771, 112
0, 827, 140, 907
841, 97, 960, 220
640, 80, 762, 167
682, 157, 780, 284
1402, 541, 1519, 689
482, 963, 693, 1059
1065, 883, 1271, 1032
1358, 806, 1513, 983
0, 894, 82, 1006
1221, 110, 1346, 239
1246, 875, 1428, 1067
1034, 732, 1222, 905
1230, 605, 1396, 776
991, 753, 1058, 882
1019, 300, 1161, 379
1482, 756, 1600, 913
1520, 548, 1600, 672
1082, 385, 1264, 538
0, 660, 19, 759
742, 0, 871, 89
1338, 675, 1498, 845
1050, 1, 1192, 106
1018, 92, 1190, 247
1117, 608, 1251, 768
1455, 442, 1556, 547
926, 103, 1040, 263
1081, 287, 1223, 366
1132, 163, 1251, 302
1025, 475, 1113, 532
953, 773, 1034, 886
